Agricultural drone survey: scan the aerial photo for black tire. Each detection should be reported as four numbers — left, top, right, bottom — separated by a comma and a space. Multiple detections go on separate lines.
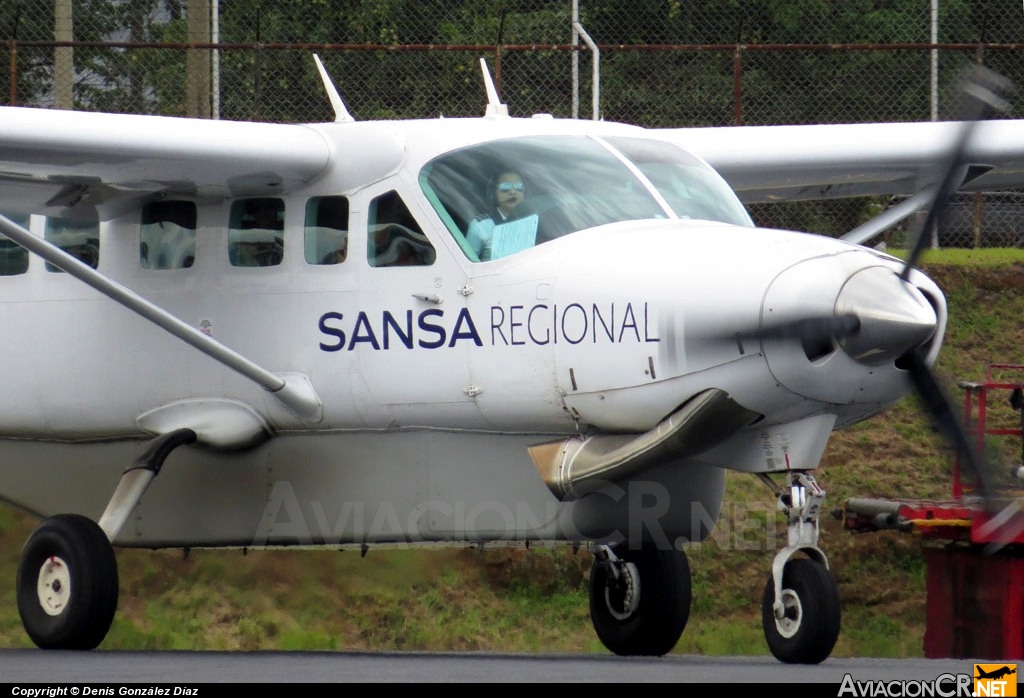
17, 514, 119, 650
588, 544, 691, 656
761, 558, 840, 664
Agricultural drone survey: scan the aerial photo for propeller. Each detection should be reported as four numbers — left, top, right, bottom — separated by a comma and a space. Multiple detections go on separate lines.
762, 69, 1010, 360
689, 69, 1016, 544
890, 66, 1019, 547
744, 67, 1017, 543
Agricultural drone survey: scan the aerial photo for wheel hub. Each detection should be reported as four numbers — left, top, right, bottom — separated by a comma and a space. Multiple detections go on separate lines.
36, 555, 71, 617
773, 588, 802, 638
604, 561, 641, 620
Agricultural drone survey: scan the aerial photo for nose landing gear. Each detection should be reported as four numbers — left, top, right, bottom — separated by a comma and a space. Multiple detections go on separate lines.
759, 471, 841, 664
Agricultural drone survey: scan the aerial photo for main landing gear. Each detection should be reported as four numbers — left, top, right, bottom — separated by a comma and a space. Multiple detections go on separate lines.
586, 471, 838, 662
759, 471, 840, 664
17, 514, 119, 650
588, 542, 691, 656
16, 429, 195, 649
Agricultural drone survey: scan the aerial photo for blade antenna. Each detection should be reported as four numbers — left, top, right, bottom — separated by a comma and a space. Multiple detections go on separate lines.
480, 57, 509, 118
313, 54, 355, 123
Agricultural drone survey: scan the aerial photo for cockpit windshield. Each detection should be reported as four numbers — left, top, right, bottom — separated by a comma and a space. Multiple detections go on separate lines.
605, 136, 753, 227
419, 134, 751, 262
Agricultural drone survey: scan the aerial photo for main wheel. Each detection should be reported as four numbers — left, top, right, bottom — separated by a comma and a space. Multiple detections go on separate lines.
761, 558, 840, 664
588, 544, 691, 656
17, 514, 119, 650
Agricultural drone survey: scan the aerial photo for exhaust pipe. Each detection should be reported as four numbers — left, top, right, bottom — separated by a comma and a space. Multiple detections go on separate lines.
529, 388, 761, 500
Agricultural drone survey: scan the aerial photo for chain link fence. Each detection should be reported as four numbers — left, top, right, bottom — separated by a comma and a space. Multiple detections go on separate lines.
3, 0, 1024, 243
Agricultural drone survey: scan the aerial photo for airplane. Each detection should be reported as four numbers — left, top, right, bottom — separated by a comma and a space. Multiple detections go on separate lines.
976, 666, 1017, 681
0, 57, 1021, 663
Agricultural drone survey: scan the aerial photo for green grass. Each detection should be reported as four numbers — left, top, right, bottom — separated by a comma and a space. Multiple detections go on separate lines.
2, 253, 1024, 655
908, 248, 1024, 266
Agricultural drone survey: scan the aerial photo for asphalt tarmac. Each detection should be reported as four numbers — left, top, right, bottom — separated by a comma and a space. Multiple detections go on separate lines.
0, 650, 1003, 684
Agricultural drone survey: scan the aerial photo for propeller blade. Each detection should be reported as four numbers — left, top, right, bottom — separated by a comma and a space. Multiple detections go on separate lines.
900, 66, 1013, 281
903, 349, 991, 501
741, 313, 861, 345
896, 68, 1020, 549
903, 333, 1024, 551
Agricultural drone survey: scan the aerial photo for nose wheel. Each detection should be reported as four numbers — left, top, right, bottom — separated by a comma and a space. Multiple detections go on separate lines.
16, 514, 119, 650
759, 471, 841, 664
761, 557, 840, 663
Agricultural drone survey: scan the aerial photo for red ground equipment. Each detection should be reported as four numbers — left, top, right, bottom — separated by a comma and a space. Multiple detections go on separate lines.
840, 364, 1024, 658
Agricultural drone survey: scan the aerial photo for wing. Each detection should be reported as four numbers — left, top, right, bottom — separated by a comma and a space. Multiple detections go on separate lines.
0, 107, 332, 219
659, 120, 1024, 203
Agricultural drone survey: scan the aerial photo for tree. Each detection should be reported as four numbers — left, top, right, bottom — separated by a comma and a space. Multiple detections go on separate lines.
0, 1, 56, 106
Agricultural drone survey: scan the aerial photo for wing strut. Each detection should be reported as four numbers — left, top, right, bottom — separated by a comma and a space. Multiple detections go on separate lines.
0, 214, 322, 423
841, 189, 935, 246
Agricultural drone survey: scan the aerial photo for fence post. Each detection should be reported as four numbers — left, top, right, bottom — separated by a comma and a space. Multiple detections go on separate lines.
54, 0, 73, 110
973, 192, 982, 248
186, 0, 212, 119
8, 40, 16, 106
733, 45, 743, 125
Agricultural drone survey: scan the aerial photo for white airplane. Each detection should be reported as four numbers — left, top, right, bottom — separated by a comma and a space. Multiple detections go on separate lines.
0, 59, 1019, 663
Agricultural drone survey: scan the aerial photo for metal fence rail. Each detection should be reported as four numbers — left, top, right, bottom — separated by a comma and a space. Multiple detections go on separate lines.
3, 0, 1024, 243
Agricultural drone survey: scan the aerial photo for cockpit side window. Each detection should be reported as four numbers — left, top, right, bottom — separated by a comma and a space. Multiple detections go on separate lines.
229, 198, 284, 267
305, 196, 349, 265
141, 201, 196, 270
367, 190, 435, 268
0, 212, 29, 276
45, 209, 99, 272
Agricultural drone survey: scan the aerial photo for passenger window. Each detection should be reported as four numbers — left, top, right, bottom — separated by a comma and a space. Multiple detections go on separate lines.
367, 191, 435, 268
305, 196, 349, 265
45, 210, 99, 272
140, 201, 196, 270
229, 198, 284, 267
0, 212, 29, 276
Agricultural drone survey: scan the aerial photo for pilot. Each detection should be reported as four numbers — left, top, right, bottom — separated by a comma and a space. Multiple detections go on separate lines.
491, 171, 527, 221
467, 170, 530, 260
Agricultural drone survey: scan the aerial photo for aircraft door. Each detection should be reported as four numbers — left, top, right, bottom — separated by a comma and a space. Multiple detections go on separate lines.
350, 188, 482, 428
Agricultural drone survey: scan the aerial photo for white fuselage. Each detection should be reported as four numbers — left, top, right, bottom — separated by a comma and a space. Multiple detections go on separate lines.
0, 116, 946, 548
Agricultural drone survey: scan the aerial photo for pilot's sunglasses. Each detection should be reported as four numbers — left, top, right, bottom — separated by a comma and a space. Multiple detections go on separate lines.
498, 182, 525, 193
